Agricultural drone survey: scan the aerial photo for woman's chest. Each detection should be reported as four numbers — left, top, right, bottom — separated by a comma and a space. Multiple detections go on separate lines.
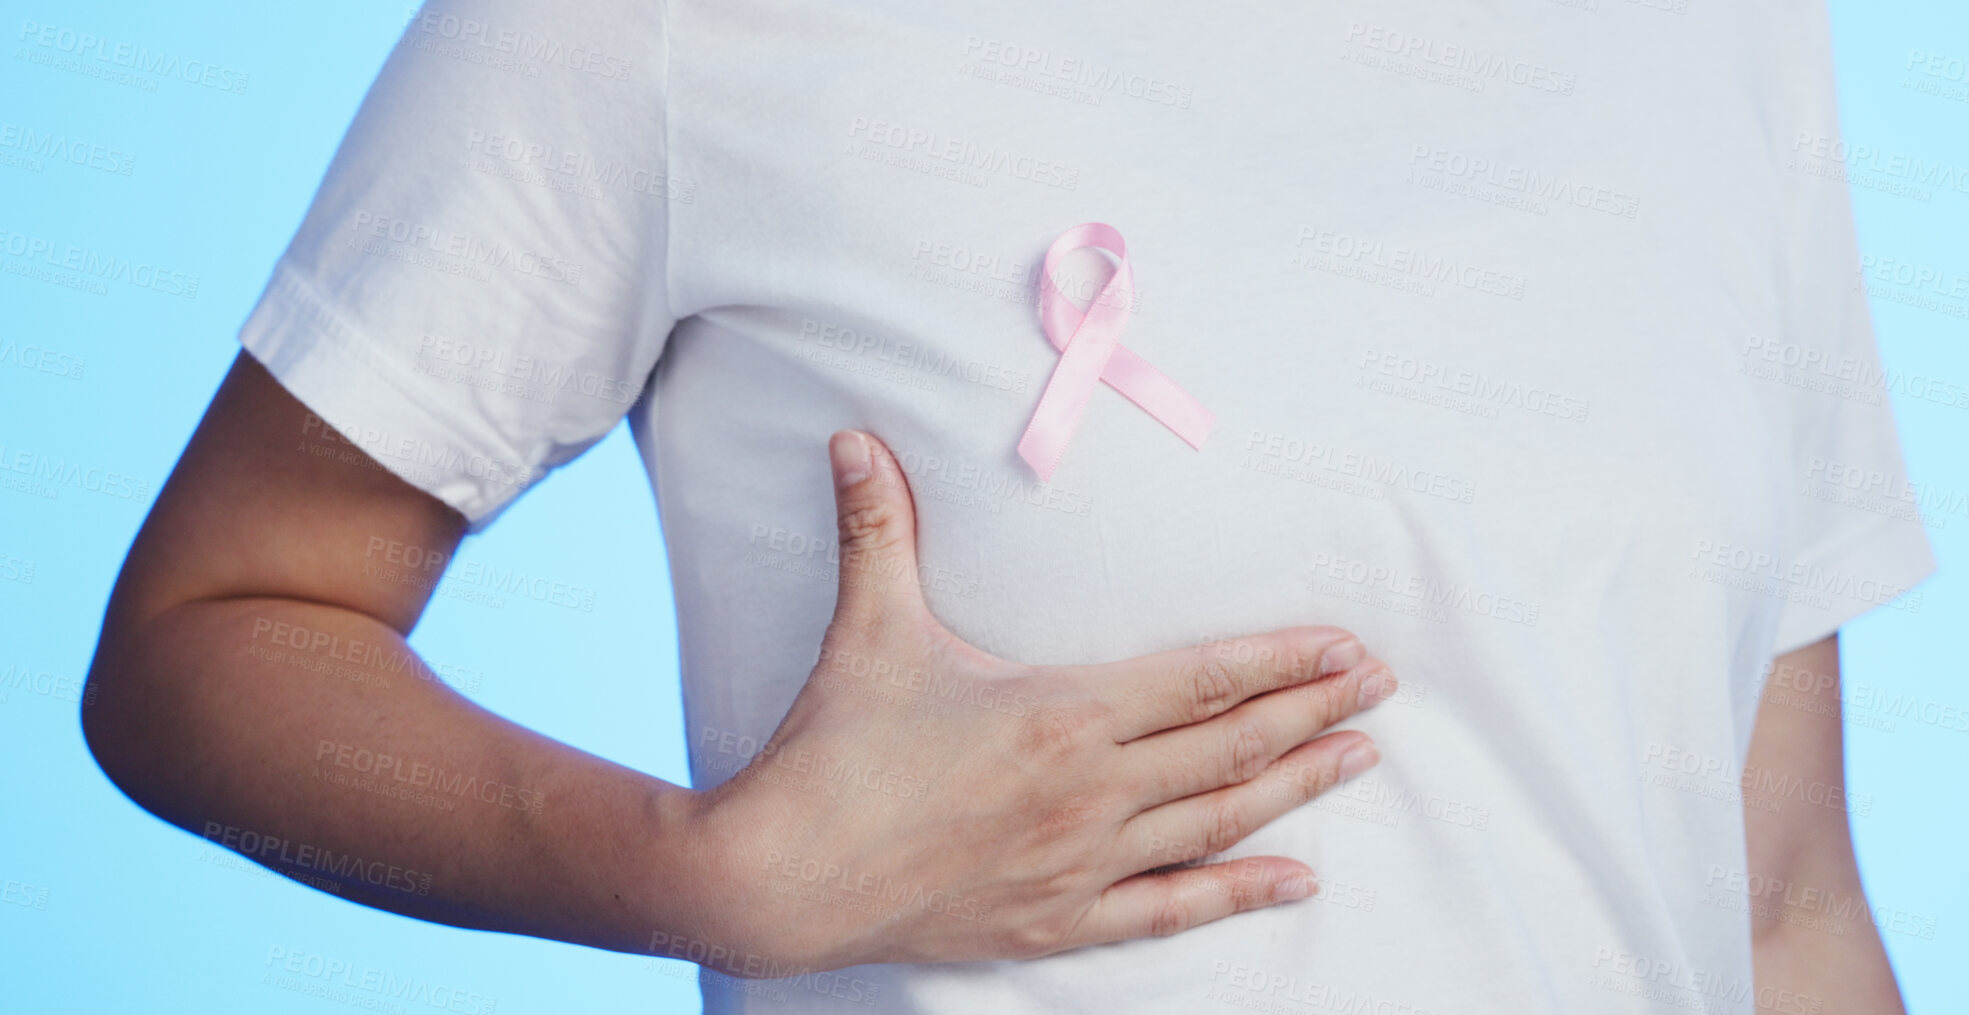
656, 0, 1801, 661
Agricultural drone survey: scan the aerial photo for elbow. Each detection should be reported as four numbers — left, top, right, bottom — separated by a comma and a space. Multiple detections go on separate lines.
79, 634, 177, 819
79, 660, 142, 803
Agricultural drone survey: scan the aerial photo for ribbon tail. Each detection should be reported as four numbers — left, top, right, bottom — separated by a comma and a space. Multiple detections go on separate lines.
1018, 327, 1121, 483
1101, 346, 1216, 450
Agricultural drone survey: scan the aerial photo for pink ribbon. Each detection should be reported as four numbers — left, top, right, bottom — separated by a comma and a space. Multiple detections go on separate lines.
1016, 223, 1214, 482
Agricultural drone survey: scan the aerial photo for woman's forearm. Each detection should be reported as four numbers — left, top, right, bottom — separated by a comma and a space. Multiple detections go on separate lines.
85, 594, 707, 955
1751, 899, 1904, 1015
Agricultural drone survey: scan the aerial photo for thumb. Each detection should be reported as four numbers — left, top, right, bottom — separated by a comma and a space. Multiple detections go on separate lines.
827, 430, 928, 628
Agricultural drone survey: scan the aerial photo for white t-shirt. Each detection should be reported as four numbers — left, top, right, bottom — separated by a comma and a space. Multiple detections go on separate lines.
240, 0, 1938, 1012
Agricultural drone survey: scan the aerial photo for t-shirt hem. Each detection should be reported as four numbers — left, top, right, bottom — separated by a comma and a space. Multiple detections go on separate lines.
1768, 510, 1938, 657
237, 263, 530, 533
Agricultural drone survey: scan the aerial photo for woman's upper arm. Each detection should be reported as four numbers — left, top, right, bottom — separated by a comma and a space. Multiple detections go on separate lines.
1741, 634, 1862, 933
105, 352, 466, 639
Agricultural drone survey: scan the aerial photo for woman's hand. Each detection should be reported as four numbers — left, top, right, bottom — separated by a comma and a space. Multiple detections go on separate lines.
688, 430, 1397, 971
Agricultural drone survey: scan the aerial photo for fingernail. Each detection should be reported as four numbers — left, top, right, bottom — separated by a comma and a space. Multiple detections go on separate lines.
1338, 741, 1379, 779
829, 431, 871, 488
1319, 639, 1364, 676
1278, 872, 1316, 901
1357, 668, 1396, 709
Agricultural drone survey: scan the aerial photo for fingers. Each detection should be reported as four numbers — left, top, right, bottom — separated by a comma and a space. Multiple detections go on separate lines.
1119, 660, 1396, 807
824, 430, 929, 631
1075, 626, 1368, 742
1117, 730, 1381, 870
1062, 855, 1317, 950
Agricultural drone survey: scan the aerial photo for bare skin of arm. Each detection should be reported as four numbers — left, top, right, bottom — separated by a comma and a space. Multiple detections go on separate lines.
1742, 634, 1907, 1014
83, 352, 1399, 971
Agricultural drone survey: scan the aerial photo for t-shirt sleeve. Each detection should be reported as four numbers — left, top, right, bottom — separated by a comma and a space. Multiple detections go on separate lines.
238, 0, 679, 532
1764, 7, 1938, 657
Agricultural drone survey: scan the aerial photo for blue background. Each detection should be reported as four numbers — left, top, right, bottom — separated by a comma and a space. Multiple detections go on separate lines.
1, 2, 1963, 1012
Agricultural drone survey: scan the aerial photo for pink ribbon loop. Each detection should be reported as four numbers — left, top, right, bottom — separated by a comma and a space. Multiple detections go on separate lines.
1016, 223, 1215, 482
